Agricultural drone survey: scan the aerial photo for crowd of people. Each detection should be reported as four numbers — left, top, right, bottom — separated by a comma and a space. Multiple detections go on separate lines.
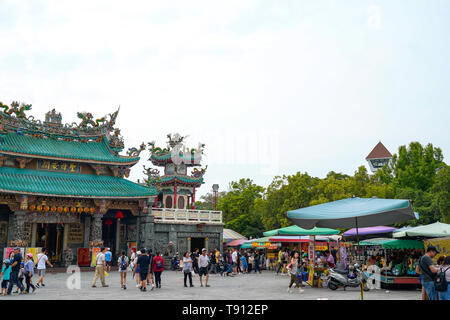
1, 244, 448, 299
1, 247, 53, 296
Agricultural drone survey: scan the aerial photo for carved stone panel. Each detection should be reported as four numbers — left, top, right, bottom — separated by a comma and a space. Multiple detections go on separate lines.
177, 238, 187, 255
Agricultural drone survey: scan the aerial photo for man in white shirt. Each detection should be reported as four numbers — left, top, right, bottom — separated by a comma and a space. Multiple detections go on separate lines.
92, 247, 108, 287
35, 248, 53, 288
198, 248, 210, 287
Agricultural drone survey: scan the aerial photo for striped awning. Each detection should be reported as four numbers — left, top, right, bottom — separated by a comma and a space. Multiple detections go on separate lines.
223, 229, 247, 243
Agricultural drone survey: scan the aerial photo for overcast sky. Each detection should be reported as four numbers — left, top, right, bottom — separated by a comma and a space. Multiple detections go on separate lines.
1, 0, 449, 197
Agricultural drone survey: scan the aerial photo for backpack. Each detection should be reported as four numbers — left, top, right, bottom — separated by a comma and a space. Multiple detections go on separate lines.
434, 266, 449, 292
156, 258, 163, 269
119, 256, 128, 271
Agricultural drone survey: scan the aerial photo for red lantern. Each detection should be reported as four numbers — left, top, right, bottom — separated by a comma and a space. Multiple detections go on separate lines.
84, 207, 89, 213
51, 206, 57, 212
115, 211, 123, 222
90, 208, 96, 214
70, 207, 77, 213
105, 218, 113, 226
77, 207, 83, 213
57, 207, 63, 213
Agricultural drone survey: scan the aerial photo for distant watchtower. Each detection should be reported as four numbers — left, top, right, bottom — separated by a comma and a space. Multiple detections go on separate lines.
366, 141, 392, 173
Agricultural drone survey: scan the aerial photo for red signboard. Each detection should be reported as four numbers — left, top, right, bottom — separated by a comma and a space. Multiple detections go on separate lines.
77, 248, 91, 267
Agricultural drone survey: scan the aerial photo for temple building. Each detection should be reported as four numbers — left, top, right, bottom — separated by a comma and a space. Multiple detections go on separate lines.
366, 141, 393, 173
0, 101, 223, 266
0, 101, 159, 265
141, 134, 223, 257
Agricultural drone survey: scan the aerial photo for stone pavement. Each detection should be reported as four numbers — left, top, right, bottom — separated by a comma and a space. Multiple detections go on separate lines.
0, 270, 421, 300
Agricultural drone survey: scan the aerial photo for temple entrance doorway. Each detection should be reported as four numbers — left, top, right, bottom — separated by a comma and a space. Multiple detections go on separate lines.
36, 223, 64, 264
190, 237, 205, 252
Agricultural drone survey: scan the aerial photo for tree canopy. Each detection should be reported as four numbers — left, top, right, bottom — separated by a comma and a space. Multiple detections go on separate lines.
215, 142, 448, 238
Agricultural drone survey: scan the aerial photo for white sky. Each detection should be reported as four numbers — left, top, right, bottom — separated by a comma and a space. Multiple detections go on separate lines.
1, 0, 449, 197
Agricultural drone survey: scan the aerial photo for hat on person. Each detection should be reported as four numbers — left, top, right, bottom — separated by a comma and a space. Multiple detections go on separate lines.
27, 253, 33, 258
427, 245, 440, 253
13, 247, 20, 251
202, 248, 207, 252
137, 251, 141, 255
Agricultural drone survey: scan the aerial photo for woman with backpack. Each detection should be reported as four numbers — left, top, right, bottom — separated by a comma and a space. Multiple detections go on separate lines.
117, 251, 129, 290
436, 256, 450, 300
152, 251, 164, 289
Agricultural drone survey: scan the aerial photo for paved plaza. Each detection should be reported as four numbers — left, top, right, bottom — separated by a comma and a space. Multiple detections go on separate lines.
1, 270, 421, 300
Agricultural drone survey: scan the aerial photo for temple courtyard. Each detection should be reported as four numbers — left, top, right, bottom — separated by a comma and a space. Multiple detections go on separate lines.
1, 270, 420, 300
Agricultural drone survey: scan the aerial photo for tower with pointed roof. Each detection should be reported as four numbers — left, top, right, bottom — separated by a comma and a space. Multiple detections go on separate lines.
366, 141, 392, 173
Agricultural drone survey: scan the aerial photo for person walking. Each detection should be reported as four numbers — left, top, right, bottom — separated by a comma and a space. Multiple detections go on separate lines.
24, 253, 36, 294
35, 248, 53, 288
117, 251, 129, 290
254, 251, 262, 274
248, 252, 254, 273
287, 252, 304, 293
198, 248, 210, 287
182, 252, 194, 287
417, 246, 440, 300
136, 248, 150, 292
276, 249, 283, 274
1, 259, 12, 296
240, 253, 248, 273
105, 248, 112, 272
91, 247, 108, 288
7, 248, 25, 295
232, 248, 238, 275
437, 256, 450, 300
191, 249, 200, 274
152, 251, 164, 289
146, 249, 155, 291
134, 251, 141, 288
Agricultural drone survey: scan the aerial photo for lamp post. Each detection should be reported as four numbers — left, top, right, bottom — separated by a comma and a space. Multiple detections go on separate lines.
212, 184, 219, 211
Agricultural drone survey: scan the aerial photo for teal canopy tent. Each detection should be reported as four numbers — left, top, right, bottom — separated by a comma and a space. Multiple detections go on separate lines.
263, 225, 340, 237
287, 197, 416, 230
359, 238, 424, 250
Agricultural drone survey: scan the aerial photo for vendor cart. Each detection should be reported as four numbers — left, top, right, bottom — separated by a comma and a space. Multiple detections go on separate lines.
359, 238, 424, 290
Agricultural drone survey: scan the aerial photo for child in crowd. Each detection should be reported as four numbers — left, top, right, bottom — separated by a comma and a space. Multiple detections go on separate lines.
240, 254, 248, 274
1, 260, 12, 296
14, 262, 25, 293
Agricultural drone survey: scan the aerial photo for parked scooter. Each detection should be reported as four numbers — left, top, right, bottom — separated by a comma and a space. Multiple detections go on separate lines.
327, 263, 369, 291
171, 253, 180, 271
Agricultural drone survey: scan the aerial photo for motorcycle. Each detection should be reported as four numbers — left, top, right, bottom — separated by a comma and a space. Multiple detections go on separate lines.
171, 253, 180, 271
327, 263, 369, 291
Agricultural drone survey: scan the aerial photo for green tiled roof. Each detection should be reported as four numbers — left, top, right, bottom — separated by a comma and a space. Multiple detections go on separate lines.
161, 174, 204, 184
0, 132, 139, 164
0, 167, 157, 198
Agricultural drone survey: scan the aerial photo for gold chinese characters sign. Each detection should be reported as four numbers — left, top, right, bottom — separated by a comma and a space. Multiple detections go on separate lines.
37, 159, 81, 173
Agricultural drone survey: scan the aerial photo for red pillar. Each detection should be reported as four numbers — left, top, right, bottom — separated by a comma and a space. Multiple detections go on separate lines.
173, 184, 177, 209
192, 187, 196, 209
153, 195, 158, 208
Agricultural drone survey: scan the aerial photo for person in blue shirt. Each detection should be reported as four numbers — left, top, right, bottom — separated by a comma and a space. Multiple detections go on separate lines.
105, 248, 112, 272
1, 260, 12, 296
24, 253, 36, 293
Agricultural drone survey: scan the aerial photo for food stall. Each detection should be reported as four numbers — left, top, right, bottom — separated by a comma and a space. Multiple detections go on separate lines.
359, 238, 424, 289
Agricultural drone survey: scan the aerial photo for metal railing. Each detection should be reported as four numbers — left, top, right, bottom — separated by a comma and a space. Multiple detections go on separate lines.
152, 208, 222, 223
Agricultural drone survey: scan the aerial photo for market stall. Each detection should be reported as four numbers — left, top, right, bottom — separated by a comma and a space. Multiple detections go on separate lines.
359, 238, 424, 289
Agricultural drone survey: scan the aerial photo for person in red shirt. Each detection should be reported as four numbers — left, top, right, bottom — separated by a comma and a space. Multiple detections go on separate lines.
152, 251, 164, 289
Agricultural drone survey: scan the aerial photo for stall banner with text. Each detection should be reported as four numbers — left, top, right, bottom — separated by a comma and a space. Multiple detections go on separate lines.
91, 248, 101, 267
